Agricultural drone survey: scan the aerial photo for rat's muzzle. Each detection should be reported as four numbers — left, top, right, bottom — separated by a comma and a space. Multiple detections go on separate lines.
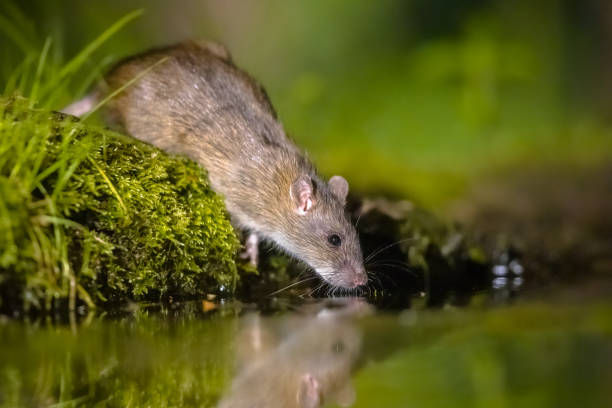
337, 262, 367, 288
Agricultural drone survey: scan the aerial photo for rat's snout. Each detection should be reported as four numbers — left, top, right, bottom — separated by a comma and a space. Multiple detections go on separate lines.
341, 263, 367, 288
353, 265, 368, 287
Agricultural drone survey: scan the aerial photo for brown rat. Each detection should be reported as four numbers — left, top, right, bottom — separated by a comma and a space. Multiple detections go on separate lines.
64, 41, 367, 288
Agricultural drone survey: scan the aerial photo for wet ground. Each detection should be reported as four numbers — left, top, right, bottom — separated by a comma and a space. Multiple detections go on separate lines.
1, 166, 611, 407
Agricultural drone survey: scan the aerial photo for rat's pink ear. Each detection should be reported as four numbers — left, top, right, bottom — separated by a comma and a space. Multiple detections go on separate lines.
290, 175, 315, 215
329, 175, 349, 205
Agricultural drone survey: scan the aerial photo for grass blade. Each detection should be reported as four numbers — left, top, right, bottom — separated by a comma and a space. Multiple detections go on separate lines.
29, 37, 53, 105
0, 14, 35, 53
3, 53, 34, 94
87, 156, 128, 215
0, 0, 37, 46
39, 9, 144, 101
82, 56, 169, 120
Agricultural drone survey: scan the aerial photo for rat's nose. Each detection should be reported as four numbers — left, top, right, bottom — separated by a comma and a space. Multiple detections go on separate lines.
353, 271, 367, 287
339, 263, 367, 288
351, 265, 367, 287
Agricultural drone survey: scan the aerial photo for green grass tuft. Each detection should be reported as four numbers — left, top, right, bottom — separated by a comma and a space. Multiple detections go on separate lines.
0, 96, 241, 312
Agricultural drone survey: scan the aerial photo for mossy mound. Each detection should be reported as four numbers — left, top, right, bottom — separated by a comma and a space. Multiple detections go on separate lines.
0, 97, 241, 312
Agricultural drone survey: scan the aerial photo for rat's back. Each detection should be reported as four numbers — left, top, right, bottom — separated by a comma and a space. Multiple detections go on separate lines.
105, 41, 297, 176
103, 41, 312, 235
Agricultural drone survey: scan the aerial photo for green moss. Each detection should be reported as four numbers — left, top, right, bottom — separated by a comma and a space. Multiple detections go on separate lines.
0, 96, 241, 311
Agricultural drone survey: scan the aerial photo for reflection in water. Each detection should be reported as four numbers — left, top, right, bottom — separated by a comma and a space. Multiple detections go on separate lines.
1, 293, 611, 407
490, 254, 525, 302
218, 299, 369, 408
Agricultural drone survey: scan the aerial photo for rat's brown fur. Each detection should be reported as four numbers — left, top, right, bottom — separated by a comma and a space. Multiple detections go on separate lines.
99, 41, 366, 288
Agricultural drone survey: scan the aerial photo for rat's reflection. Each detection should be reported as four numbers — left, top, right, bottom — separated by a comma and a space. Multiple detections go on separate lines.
218, 299, 368, 408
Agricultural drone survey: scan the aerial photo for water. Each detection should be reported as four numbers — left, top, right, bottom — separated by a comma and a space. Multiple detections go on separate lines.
1, 279, 611, 408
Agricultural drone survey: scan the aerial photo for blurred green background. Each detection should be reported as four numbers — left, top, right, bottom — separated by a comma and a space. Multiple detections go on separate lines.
2, 4, 612, 406
1, 0, 611, 207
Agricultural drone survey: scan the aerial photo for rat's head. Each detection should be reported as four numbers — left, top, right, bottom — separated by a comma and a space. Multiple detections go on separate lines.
278, 174, 366, 289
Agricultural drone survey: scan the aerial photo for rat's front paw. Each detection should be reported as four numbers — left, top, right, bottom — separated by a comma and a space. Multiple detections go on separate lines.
240, 232, 259, 266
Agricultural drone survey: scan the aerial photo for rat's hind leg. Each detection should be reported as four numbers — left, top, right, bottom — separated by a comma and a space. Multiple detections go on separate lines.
240, 232, 259, 266
61, 93, 97, 117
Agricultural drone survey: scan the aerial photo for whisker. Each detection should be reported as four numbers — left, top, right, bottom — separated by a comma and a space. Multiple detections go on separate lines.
354, 210, 364, 229
364, 237, 415, 264
312, 281, 327, 298
367, 271, 383, 288
367, 268, 399, 288
366, 272, 384, 291
368, 258, 412, 266
366, 262, 419, 277
304, 282, 321, 298
268, 276, 318, 296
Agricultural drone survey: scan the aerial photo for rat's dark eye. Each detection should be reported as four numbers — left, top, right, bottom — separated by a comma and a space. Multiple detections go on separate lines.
327, 234, 342, 247
331, 341, 345, 354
